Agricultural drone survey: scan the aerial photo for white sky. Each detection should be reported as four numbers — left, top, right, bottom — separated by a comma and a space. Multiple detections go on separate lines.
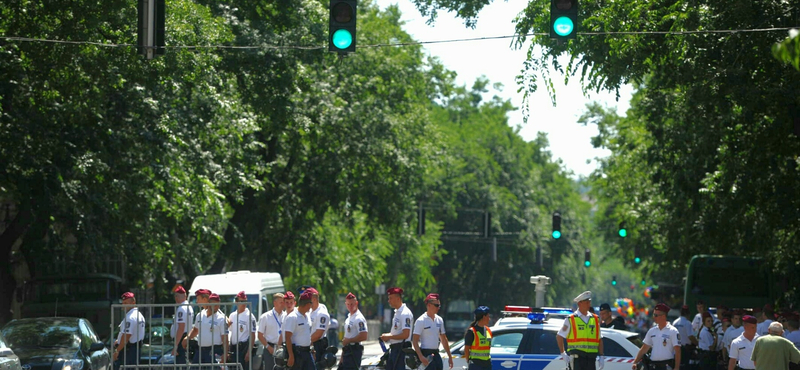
375, 0, 634, 178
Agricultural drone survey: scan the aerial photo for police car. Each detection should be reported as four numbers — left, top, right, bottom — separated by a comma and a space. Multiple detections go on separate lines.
361, 306, 644, 370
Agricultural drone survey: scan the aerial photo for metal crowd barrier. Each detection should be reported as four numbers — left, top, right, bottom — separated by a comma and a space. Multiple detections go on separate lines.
111, 302, 257, 370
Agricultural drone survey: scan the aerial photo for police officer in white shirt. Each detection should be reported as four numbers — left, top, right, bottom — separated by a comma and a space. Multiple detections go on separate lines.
722, 312, 745, 363
727, 315, 758, 370
230, 291, 258, 368
755, 304, 774, 337
113, 292, 145, 370
305, 287, 330, 367
556, 291, 604, 370
784, 314, 800, 348
285, 290, 315, 370
339, 293, 368, 370
171, 286, 194, 365
674, 305, 697, 370
380, 287, 414, 370
183, 289, 211, 362
632, 303, 681, 370
412, 293, 453, 370
259, 293, 286, 370
188, 293, 229, 368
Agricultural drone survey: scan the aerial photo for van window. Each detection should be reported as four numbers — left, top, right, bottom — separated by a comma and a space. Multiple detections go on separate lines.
262, 297, 270, 313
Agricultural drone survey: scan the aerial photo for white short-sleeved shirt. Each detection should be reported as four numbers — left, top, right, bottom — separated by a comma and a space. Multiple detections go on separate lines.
729, 333, 758, 370
697, 327, 715, 351
672, 317, 693, 347
120, 308, 146, 344
557, 310, 597, 339
194, 310, 228, 347
284, 310, 312, 346
692, 312, 719, 334
310, 304, 330, 338
229, 308, 257, 344
344, 310, 368, 340
643, 323, 681, 361
413, 314, 445, 349
258, 309, 284, 344
756, 319, 772, 336
722, 326, 744, 351
171, 301, 194, 339
785, 330, 800, 348
389, 304, 414, 344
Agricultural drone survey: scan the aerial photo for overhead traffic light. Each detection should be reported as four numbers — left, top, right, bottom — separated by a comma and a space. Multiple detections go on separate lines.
634, 245, 641, 264
329, 0, 357, 54
552, 212, 562, 239
584, 249, 591, 267
641, 279, 647, 286
612, 275, 617, 286
618, 222, 627, 238
549, 0, 578, 40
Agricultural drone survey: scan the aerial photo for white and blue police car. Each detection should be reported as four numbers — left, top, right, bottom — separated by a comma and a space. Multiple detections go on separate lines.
362, 306, 644, 370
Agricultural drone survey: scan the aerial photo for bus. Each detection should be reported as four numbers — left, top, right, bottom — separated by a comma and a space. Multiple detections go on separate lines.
684, 255, 777, 310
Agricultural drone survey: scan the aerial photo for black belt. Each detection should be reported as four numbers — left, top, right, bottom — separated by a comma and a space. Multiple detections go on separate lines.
268, 342, 277, 347
294, 346, 311, 352
390, 343, 405, 349
233, 342, 250, 347
421, 349, 438, 355
125, 342, 139, 348
651, 360, 675, 365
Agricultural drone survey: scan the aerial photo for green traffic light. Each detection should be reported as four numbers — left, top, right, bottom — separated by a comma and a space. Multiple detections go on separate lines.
553, 16, 574, 37
332, 29, 353, 49
640, 280, 646, 286
634, 257, 641, 264
612, 280, 617, 286
584, 260, 591, 267
619, 229, 627, 237
552, 230, 561, 239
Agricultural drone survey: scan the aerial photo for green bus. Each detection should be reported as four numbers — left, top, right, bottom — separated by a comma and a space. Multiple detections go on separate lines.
684, 255, 777, 310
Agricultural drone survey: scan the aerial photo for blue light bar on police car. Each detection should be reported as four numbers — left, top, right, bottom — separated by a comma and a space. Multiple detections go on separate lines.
527, 312, 547, 323
542, 308, 573, 316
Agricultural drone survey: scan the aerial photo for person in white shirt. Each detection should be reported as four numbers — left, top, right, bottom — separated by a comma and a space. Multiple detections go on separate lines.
722, 312, 744, 364
692, 301, 709, 334
755, 304, 774, 337
412, 293, 453, 370
632, 303, 681, 370
339, 292, 368, 370
285, 290, 315, 370
380, 287, 414, 370
674, 305, 697, 370
285, 291, 297, 316
188, 292, 228, 367
697, 312, 718, 370
113, 292, 146, 370
230, 291, 257, 368
727, 315, 758, 370
556, 291, 604, 370
171, 286, 194, 365
306, 287, 330, 365
259, 292, 286, 370
784, 315, 800, 348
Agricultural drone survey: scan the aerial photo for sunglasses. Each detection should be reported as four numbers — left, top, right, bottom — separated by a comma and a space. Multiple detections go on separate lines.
430, 303, 441, 308
653, 313, 664, 317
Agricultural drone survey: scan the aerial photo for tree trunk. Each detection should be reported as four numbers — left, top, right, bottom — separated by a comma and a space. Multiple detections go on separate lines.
0, 202, 33, 326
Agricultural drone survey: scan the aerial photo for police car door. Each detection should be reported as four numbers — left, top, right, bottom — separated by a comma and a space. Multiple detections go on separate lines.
513, 329, 563, 370
487, 330, 525, 370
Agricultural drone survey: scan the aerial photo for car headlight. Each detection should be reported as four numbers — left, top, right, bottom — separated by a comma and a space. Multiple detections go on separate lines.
61, 359, 84, 370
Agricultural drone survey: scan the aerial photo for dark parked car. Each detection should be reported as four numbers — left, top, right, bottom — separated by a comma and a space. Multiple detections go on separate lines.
0, 332, 23, 370
1, 317, 111, 370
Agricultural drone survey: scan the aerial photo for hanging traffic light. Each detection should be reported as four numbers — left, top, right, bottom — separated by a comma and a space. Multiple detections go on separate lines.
611, 275, 617, 286
583, 249, 591, 267
550, 0, 578, 40
618, 222, 627, 238
329, 0, 357, 54
640, 279, 646, 286
634, 245, 641, 264
552, 211, 562, 239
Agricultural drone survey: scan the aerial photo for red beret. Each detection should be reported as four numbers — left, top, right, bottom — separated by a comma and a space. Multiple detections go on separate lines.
346, 292, 356, 300
121, 292, 135, 300
285, 291, 295, 300
236, 291, 247, 300
387, 287, 403, 295
425, 293, 440, 302
209, 293, 220, 301
742, 315, 757, 324
305, 287, 319, 295
722, 317, 731, 323
195, 289, 211, 296
654, 303, 670, 313
299, 290, 313, 301
174, 286, 186, 294
701, 311, 712, 320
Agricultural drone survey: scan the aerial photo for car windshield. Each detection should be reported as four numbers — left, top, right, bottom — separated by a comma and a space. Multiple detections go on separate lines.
2, 320, 81, 349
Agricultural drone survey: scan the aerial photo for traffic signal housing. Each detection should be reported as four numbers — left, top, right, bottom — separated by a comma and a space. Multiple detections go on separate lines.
584, 249, 591, 267
552, 212, 562, 239
329, 0, 357, 54
634, 245, 641, 264
550, 0, 578, 40
612, 275, 617, 286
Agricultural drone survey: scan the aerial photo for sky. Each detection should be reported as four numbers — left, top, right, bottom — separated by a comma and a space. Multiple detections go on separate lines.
374, 0, 635, 178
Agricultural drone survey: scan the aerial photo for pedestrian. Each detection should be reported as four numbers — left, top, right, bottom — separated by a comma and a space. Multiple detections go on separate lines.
722, 311, 744, 364
784, 313, 800, 348
187, 292, 228, 369
285, 290, 315, 370
631, 303, 680, 370
750, 322, 800, 370
674, 305, 697, 370
697, 312, 718, 370
183, 289, 211, 364
285, 291, 297, 316
463, 306, 491, 370
379, 287, 413, 370
599, 303, 626, 330
557, 291, 605, 370
755, 305, 774, 337
171, 286, 194, 366
693, 301, 709, 335
209, 294, 230, 363
727, 315, 758, 370
113, 292, 145, 370
412, 293, 453, 370
339, 293, 368, 370
307, 287, 330, 368
258, 293, 286, 370
230, 291, 257, 369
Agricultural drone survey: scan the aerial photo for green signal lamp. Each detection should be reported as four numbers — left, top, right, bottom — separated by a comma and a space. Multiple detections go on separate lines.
634, 256, 641, 264
331, 29, 353, 49
640, 279, 646, 286
619, 228, 627, 237
584, 260, 591, 267
552, 230, 562, 239
611, 275, 617, 286
552, 17, 575, 37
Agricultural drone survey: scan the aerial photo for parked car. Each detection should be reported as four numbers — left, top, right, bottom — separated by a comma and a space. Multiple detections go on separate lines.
0, 332, 23, 370
1, 317, 111, 370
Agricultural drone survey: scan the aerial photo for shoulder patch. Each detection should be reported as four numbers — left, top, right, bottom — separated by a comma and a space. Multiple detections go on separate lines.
405, 318, 411, 327
359, 321, 366, 331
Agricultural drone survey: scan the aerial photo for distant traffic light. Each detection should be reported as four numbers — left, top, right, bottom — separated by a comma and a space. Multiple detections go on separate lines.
329, 0, 357, 54
612, 275, 617, 286
641, 279, 647, 286
550, 0, 578, 40
618, 222, 627, 238
634, 245, 641, 264
552, 212, 562, 239
584, 249, 591, 267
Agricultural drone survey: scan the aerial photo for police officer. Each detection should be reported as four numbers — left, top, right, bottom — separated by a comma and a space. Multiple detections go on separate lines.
727, 315, 758, 370
183, 289, 211, 363
755, 304, 774, 337
339, 293, 368, 370
113, 292, 145, 370
722, 311, 745, 363
230, 291, 257, 369
306, 287, 330, 367
188, 292, 228, 369
285, 290, 315, 370
259, 293, 286, 370
632, 303, 681, 370
674, 305, 697, 370
412, 293, 453, 370
463, 306, 492, 370
285, 291, 297, 316
379, 287, 413, 370
171, 286, 194, 366
697, 312, 718, 370
557, 291, 605, 370
598, 303, 626, 330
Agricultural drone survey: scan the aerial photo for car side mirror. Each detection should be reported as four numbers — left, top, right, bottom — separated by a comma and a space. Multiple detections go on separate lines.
89, 342, 106, 352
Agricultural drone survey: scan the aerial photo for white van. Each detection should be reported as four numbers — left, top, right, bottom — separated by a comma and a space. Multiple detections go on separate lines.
188, 270, 285, 370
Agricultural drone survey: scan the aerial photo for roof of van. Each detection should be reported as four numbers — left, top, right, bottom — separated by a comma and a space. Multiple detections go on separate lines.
188, 271, 284, 296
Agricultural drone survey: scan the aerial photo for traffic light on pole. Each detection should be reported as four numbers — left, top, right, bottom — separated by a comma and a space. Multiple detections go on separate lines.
550, 0, 578, 40
329, 0, 357, 54
634, 245, 641, 264
612, 275, 617, 286
618, 221, 627, 238
641, 279, 646, 286
584, 249, 591, 267
552, 212, 562, 239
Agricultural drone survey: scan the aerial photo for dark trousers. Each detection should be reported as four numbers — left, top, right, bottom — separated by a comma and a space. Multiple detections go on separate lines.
337, 345, 363, 370
312, 338, 328, 367
386, 343, 409, 370
421, 349, 443, 370
292, 348, 316, 370
679, 346, 691, 368
468, 363, 491, 370
570, 354, 596, 370
648, 359, 675, 370
192, 346, 215, 370
115, 344, 139, 370
175, 341, 189, 365
263, 343, 277, 370
232, 342, 251, 369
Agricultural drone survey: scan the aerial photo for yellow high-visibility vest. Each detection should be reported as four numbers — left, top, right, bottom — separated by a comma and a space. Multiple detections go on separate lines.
469, 326, 492, 361
566, 313, 600, 353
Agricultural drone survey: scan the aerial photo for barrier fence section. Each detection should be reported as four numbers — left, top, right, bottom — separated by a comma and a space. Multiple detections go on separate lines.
111, 302, 257, 370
